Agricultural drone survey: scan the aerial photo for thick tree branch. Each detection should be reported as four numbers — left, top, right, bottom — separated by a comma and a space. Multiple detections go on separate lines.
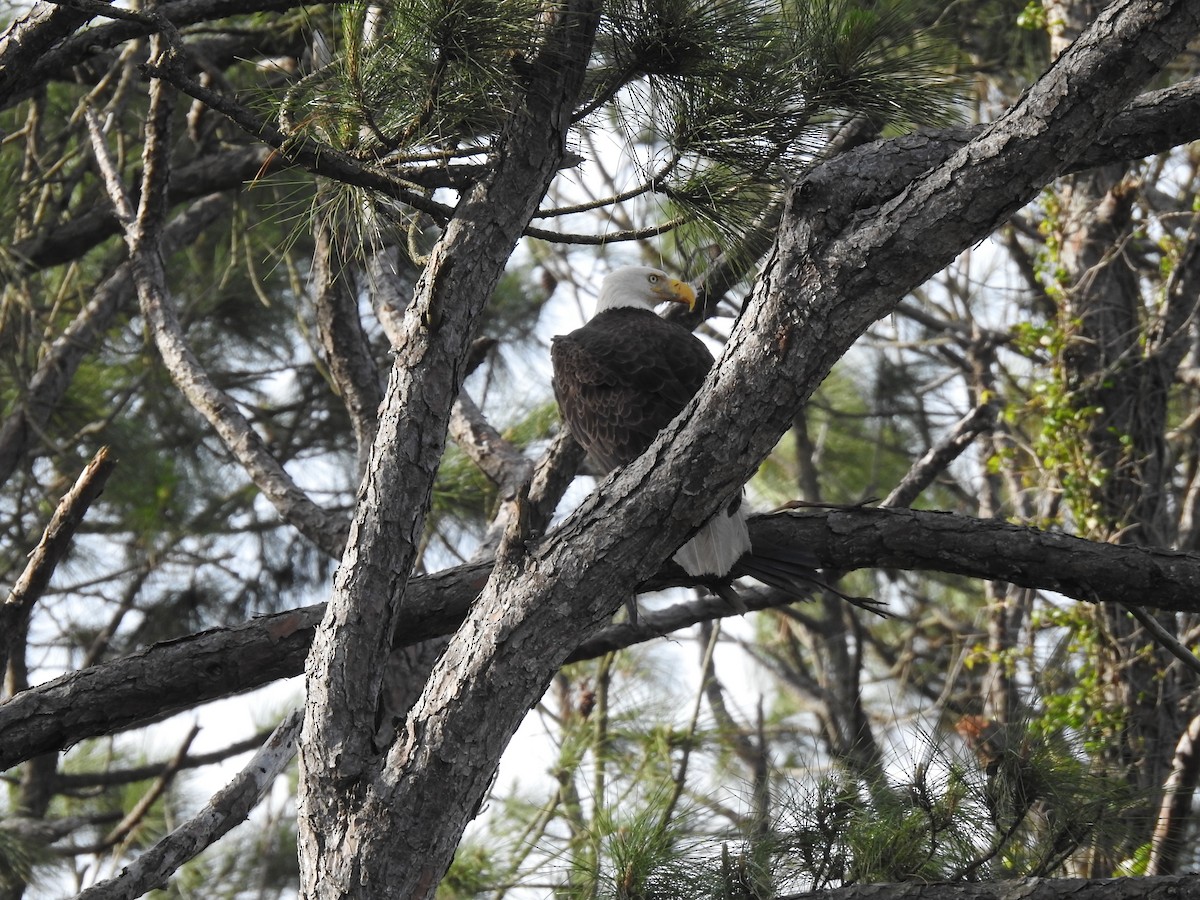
363, 4, 1200, 895
780, 875, 1200, 900
6, 508, 1200, 772
448, 392, 532, 499
0, 0, 103, 109
296, 2, 603, 896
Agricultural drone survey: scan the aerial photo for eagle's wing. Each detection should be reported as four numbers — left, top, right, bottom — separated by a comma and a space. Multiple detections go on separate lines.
551, 308, 714, 473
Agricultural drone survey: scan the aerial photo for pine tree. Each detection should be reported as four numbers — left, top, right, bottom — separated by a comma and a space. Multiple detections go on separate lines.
0, 0, 1198, 897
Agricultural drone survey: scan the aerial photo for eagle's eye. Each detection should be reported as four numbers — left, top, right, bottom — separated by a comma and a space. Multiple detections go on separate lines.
648, 274, 659, 284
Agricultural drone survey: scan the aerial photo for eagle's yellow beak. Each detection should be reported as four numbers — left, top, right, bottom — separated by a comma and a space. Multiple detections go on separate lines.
654, 278, 697, 312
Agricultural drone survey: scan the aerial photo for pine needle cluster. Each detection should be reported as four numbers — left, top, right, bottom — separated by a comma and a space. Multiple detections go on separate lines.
286, 0, 963, 249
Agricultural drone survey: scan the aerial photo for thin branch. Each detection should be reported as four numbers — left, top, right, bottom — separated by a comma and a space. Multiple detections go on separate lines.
522, 215, 687, 245
86, 52, 349, 558
1122, 603, 1200, 677
72, 710, 301, 900
1147, 712, 1200, 875
449, 391, 532, 498
527, 429, 587, 533
12, 146, 272, 274
882, 404, 994, 509
532, 153, 681, 218
79, 724, 201, 854
55, 728, 276, 790
2, 446, 116, 677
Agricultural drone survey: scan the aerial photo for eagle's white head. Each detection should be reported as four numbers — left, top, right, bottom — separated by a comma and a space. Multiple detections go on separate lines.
594, 266, 697, 316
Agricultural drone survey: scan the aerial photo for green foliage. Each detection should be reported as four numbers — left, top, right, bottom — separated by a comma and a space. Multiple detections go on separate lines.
287, 0, 542, 152
438, 843, 502, 899
1031, 605, 1128, 751
286, 0, 964, 256
767, 721, 1143, 889
430, 401, 559, 534
993, 195, 1130, 537
0, 827, 50, 892
570, 794, 712, 900
753, 365, 932, 508
1015, 1, 1047, 31
595, 0, 964, 244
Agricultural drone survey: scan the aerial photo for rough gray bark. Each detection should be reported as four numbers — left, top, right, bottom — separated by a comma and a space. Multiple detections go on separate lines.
321, 2, 1197, 896
295, 2, 602, 896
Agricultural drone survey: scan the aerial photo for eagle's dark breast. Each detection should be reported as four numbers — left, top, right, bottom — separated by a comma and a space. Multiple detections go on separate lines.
551, 307, 714, 473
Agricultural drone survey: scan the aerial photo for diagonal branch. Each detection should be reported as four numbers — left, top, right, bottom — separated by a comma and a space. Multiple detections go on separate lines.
1, 446, 116, 679
85, 45, 349, 559
362, 3, 1200, 895
72, 710, 301, 900
449, 390, 534, 518
882, 404, 994, 509
296, 3, 603, 896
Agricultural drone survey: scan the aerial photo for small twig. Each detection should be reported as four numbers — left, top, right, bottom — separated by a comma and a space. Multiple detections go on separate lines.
72, 710, 301, 900
1124, 602, 1200, 678
2, 446, 116, 677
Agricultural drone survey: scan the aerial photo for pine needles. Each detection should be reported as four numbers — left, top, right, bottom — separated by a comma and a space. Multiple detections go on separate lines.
285, 0, 965, 255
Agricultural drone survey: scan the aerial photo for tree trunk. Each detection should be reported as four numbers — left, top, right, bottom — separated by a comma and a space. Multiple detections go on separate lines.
295, 2, 1200, 895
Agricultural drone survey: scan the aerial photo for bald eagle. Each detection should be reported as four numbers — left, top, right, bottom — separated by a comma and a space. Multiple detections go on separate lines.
551, 265, 847, 612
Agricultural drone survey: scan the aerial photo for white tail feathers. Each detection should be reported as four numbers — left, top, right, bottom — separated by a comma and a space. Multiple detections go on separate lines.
673, 504, 751, 577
